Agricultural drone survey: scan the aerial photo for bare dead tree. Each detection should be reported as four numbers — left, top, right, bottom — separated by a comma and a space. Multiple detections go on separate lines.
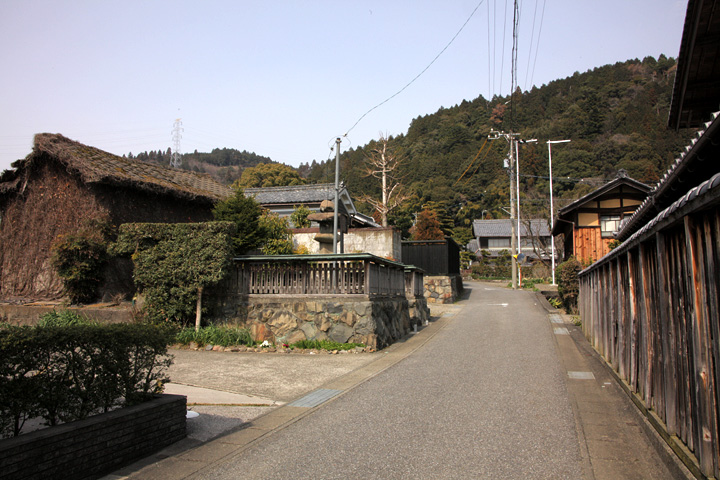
359, 133, 408, 227
522, 217, 552, 267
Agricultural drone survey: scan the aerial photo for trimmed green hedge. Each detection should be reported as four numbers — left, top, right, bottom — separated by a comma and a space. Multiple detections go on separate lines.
110, 222, 236, 324
0, 321, 174, 438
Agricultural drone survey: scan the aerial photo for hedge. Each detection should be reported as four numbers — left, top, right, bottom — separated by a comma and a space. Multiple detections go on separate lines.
110, 222, 236, 325
0, 322, 174, 439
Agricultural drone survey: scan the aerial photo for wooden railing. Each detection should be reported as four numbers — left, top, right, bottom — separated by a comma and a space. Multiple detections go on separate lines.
404, 266, 425, 298
233, 254, 416, 297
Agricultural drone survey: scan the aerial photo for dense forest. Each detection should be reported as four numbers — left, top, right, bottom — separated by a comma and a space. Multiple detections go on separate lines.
132, 56, 693, 247
127, 147, 273, 185
302, 55, 693, 245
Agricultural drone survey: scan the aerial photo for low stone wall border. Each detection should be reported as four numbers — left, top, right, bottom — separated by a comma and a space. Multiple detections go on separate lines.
0, 394, 187, 480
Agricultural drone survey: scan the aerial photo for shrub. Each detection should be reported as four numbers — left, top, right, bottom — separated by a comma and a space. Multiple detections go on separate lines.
50, 218, 112, 304
258, 212, 294, 255
110, 222, 236, 325
556, 256, 582, 314
0, 321, 174, 438
212, 190, 264, 254
290, 205, 312, 228
471, 250, 512, 279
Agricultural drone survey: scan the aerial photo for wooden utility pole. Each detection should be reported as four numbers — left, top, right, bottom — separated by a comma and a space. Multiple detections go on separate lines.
489, 130, 520, 289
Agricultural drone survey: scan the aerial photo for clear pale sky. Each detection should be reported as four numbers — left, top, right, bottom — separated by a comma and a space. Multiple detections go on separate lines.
0, 0, 688, 173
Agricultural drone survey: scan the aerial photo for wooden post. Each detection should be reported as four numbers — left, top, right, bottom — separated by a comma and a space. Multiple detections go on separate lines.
195, 286, 203, 332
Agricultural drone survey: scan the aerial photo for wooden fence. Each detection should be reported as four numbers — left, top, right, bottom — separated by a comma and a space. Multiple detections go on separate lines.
233, 254, 420, 297
401, 237, 460, 275
578, 175, 720, 478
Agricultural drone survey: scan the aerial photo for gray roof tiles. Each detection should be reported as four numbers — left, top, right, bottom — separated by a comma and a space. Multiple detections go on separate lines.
472, 219, 550, 237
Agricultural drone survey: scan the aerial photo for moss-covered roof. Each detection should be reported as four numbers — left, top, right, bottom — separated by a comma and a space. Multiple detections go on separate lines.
0, 133, 232, 203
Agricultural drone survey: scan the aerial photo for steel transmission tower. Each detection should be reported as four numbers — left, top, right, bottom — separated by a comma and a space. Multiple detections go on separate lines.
171, 118, 183, 168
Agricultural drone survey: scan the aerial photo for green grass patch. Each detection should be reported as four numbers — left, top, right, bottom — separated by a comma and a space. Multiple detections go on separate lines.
38, 309, 97, 327
290, 339, 365, 351
175, 325, 253, 347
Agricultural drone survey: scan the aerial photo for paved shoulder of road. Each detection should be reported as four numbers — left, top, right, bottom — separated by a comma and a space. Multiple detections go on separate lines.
104, 281, 692, 480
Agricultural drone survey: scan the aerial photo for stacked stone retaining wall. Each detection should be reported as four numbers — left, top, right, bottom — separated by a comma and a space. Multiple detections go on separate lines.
424, 275, 463, 304
226, 296, 414, 350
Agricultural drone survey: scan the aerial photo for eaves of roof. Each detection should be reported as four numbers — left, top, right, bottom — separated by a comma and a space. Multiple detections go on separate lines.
618, 111, 720, 241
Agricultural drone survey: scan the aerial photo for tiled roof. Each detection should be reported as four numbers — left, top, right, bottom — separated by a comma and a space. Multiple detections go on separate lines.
0, 133, 232, 203
472, 219, 550, 237
556, 174, 650, 217
617, 111, 720, 240
585, 170, 720, 274
244, 183, 339, 204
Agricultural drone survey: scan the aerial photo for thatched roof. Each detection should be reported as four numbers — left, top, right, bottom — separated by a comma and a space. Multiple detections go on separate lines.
0, 133, 232, 203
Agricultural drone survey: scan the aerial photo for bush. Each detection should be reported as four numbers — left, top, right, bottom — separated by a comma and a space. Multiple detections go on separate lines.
212, 191, 264, 254
556, 257, 582, 314
0, 321, 174, 438
50, 218, 112, 304
110, 222, 236, 325
290, 205, 312, 228
258, 212, 294, 255
471, 251, 512, 279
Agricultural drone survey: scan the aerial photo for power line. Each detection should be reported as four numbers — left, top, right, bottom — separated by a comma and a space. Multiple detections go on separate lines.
526, 0, 547, 89
343, 0, 485, 137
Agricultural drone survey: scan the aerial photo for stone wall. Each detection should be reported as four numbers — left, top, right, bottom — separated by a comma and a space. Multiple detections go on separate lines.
424, 275, 464, 304
0, 394, 186, 480
408, 296, 431, 325
222, 295, 414, 350
292, 227, 401, 260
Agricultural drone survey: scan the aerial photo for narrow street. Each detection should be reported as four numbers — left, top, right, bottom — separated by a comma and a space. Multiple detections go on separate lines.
168, 281, 685, 480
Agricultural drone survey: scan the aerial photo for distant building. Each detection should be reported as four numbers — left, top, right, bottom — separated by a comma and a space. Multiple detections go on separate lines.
0, 133, 232, 302
470, 218, 551, 260
244, 183, 403, 258
551, 171, 650, 263
243, 183, 380, 228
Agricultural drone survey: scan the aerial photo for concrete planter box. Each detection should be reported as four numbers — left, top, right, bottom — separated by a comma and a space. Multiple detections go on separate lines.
0, 394, 186, 480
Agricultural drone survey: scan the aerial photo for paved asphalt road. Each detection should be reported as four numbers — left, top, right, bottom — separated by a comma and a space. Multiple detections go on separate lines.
194, 283, 585, 479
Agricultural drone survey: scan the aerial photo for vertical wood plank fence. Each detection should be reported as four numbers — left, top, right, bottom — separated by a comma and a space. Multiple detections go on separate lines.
579, 176, 720, 478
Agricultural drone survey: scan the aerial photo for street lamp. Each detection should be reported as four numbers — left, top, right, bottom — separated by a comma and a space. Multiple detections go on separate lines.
547, 139, 571, 285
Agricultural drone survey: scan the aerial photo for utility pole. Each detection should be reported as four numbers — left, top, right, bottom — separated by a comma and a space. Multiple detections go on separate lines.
547, 139, 571, 285
489, 129, 519, 289
332, 137, 341, 254
171, 118, 183, 168
515, 138, 536, 287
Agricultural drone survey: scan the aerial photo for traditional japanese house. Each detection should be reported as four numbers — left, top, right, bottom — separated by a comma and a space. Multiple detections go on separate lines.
0, 133, 232, 302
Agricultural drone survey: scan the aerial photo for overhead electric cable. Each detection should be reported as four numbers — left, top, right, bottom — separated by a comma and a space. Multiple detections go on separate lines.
455, 138, 489, 185
488, 0, 492, 100
343, 0, 485, 137
528, 0, 547, 89
523, 0, 540, 89
499, 0, 509, 95
464, 141, 494, 184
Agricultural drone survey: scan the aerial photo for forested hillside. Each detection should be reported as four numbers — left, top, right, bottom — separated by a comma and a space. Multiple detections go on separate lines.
127, 147, 274, 185
303, 55, 694, 244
